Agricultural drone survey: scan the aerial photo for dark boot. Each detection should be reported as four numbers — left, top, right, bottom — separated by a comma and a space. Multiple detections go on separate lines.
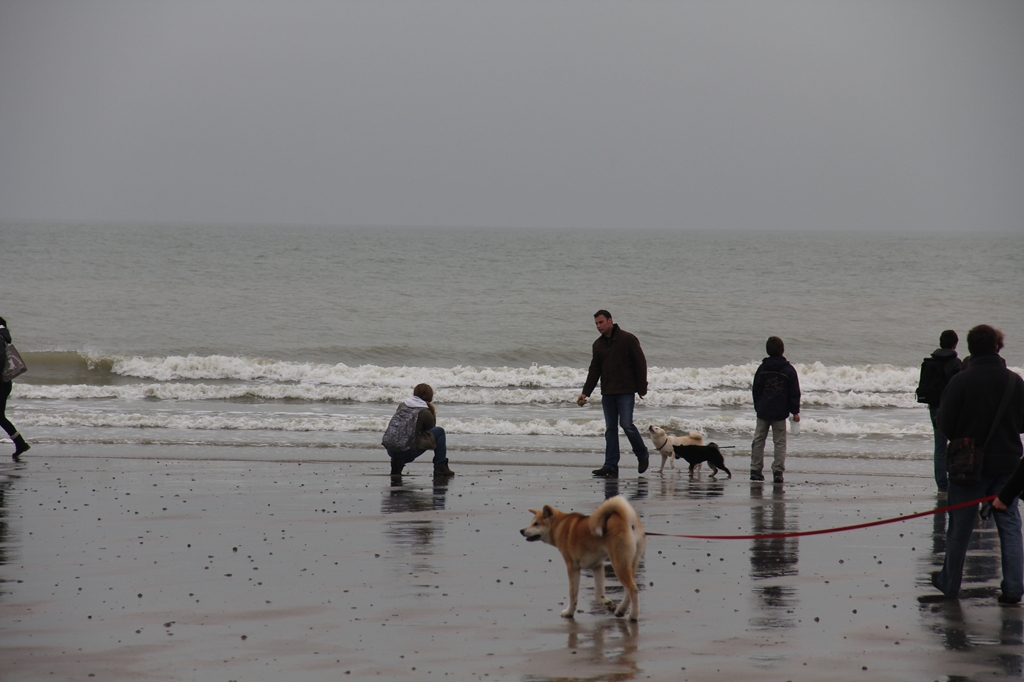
12, 432, 29, 461
390, 458, 404, 478
433, 460, 455, 477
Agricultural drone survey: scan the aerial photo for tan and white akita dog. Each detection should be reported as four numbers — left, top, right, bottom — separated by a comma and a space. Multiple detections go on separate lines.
648, 425, 704, 473
520, 495, 646, 621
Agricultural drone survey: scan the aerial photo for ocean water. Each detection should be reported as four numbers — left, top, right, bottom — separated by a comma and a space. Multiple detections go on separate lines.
1, 224, 1021, 468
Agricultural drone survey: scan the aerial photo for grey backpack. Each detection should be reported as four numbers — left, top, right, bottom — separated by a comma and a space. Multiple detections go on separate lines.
382, 404, 421, 451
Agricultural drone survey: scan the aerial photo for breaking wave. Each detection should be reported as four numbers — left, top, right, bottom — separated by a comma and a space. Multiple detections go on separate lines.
15, 351, 997, 410
14, 410, 932, 438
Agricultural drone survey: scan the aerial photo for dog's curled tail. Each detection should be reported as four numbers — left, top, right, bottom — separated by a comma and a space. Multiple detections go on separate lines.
588, 495, 640, 538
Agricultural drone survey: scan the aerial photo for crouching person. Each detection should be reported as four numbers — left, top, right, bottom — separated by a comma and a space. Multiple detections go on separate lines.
382, 383, 454, 479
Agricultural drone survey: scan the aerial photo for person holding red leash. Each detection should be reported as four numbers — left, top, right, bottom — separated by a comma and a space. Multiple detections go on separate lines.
933, 325, 1024, 605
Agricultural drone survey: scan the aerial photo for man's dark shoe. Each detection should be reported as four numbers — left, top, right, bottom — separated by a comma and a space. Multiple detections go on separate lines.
750, 470, 764, 482
390, 459, 404, 478
433, 460, 455, 478
998, 594, 1022, 606
637, 456, 649, 475
592, 466, 618, 479
930, 571, 957, 599
773, 471, 784, 484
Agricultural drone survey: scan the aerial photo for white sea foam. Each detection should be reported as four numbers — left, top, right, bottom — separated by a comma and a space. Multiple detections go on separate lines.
15, 382, 924, 409
16, 409, 933, 438
82, 353, 887, 388
11, 353, 1005, 447
89, 353, 589, 387
20, 411, 391, 433
78, 352, 1022, 393
646, 415, 932, 438
25, 352, 972, 411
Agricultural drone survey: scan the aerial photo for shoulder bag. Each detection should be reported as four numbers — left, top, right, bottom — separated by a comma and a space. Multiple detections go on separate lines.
2, 342, 27, 382
946, 374, 1016, 486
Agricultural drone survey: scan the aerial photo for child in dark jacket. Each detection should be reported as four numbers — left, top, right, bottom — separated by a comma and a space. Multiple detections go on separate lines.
750, 336, 801, 483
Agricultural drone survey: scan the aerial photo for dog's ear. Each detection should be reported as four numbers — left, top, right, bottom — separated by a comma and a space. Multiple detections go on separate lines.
528, 508, 540, 516
542, 505, 554, 519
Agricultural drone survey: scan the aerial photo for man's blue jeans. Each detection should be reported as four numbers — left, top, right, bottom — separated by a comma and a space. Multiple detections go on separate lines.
929, 405, 948, 491
935, 472, 1023, 599
387, 427, 447, 465
601, 394, 649, 473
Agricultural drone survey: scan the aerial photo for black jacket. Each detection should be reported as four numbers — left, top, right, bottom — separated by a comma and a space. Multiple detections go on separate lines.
752, 356, 801, 422
582, 324, 648, 398
937, 354, 1024, 478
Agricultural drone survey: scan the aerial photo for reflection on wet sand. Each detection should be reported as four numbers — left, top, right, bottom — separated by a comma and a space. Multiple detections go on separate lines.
602, 478, 648, 502
381, 477, 449, 575
564, 617, 640, 680
749, 484, 799, 630
0, 475, 11, 576
920, 599, 1024, 675
652, 469, 725, 501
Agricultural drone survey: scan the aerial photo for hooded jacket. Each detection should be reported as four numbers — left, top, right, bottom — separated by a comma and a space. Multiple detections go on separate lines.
752, 355, 801, 422
582, 324, 648, 398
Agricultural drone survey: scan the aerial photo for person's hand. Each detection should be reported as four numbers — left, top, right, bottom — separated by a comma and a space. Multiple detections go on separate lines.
577, 394, 587, 406
993, 498, 1009, 511
793, 414, 801, 422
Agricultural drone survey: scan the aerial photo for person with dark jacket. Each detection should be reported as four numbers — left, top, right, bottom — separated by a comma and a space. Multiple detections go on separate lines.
917, 330, 962, 492
0, 317, 30, 461
578, 310, 650, 478
750, 336, 801, 483
383, 383, 454, 480
932, 325, 1024, 605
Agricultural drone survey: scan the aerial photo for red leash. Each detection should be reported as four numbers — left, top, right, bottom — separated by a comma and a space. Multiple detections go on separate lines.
645, 494, 998, 540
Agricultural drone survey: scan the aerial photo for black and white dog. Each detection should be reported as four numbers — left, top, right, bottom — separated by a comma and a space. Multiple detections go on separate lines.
672, 442, 732, 479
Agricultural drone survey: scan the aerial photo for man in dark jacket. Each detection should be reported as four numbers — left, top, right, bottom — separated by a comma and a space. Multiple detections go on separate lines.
750, 336, 801, 484
578, 310, 650, 478
933, 324, 1024, 604
917, 329, 962, 492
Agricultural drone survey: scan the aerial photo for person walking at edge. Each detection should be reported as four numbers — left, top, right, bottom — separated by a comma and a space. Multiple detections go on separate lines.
382, 383, 455, 480
916, 329, 962, 493
0, 317, 30, 461
750, 336, 800, 484
578, 310, 650, 479
932, 325, 1024, 605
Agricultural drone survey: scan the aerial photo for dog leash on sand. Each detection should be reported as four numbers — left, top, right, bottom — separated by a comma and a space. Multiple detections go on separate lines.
644, 494, 998, 540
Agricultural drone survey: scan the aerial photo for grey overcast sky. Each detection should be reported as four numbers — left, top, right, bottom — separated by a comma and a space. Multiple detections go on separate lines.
1, 1, 1022, 231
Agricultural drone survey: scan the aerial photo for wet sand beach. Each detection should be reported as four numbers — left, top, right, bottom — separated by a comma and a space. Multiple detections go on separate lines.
1, 446, 1021, 681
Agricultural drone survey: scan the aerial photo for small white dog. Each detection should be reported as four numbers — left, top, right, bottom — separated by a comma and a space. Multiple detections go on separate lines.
648, 425, 704, 473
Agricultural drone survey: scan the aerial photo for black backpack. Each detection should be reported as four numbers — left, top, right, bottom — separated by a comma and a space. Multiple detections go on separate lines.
916, 357, 953, 405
